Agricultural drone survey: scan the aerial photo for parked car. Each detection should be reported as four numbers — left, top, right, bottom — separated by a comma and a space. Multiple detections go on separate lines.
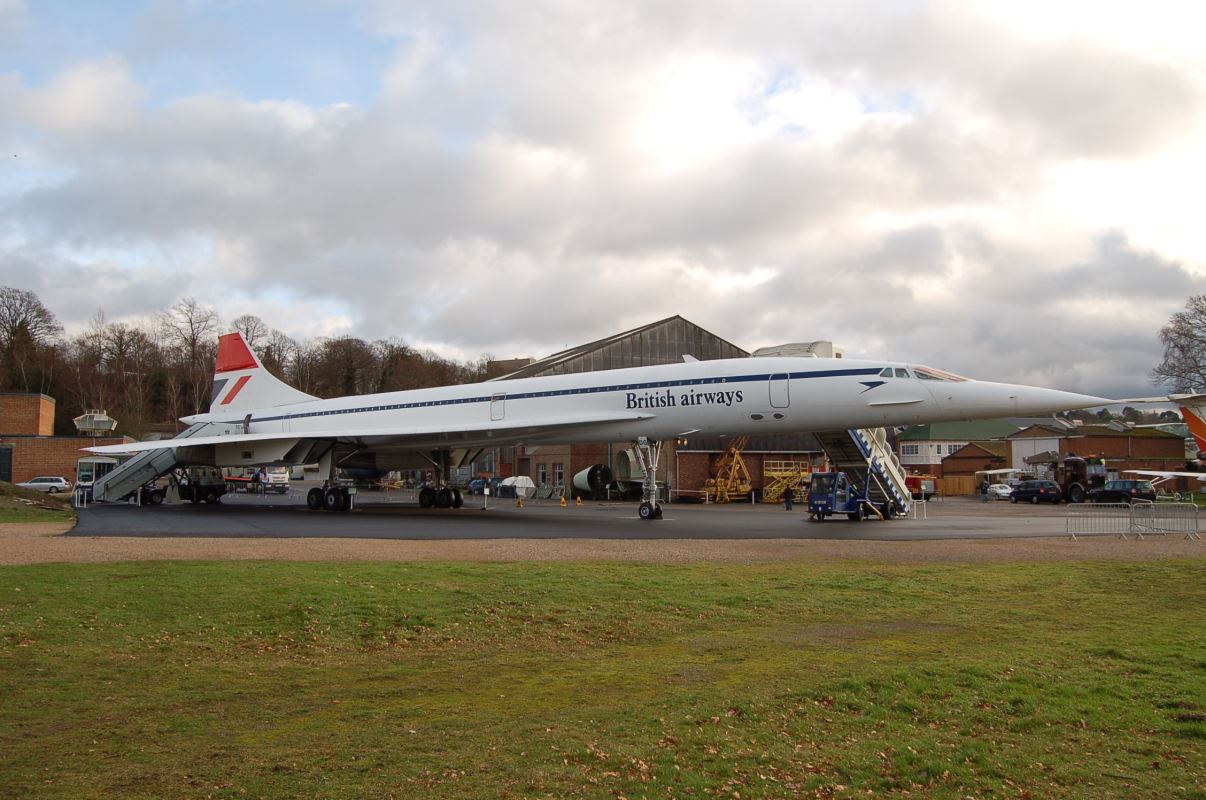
986, 483, 1014, 500
1009, 480, 1063, 504
16, 476, 71, 494
1089, 479, 1156, 504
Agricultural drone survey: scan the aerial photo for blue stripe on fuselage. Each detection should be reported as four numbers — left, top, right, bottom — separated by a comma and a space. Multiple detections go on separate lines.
250, 368, 882, 424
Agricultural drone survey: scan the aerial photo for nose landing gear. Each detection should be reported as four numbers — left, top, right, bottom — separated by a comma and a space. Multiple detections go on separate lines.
634, 437, 664, 521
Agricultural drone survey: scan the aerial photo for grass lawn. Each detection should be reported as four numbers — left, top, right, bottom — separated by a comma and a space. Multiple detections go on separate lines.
0, 482, 75, 524
1, 559, 1202, 799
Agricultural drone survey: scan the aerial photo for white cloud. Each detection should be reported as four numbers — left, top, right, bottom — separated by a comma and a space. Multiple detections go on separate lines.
1, 1, 1205, 401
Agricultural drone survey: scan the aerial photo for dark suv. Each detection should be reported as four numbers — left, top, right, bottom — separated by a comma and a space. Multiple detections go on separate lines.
1009, 480, 1063, 504
1089, 479, 1156, 504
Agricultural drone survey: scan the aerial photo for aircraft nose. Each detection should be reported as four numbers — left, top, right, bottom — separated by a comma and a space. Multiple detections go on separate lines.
1007, 385, 1114, 415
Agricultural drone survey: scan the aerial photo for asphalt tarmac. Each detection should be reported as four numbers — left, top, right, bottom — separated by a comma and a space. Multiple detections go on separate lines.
70, 488, 1078, 541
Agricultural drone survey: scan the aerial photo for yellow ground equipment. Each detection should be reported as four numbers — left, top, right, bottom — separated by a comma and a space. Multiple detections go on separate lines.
761, 460, 812, 504
703, 436, 751, 503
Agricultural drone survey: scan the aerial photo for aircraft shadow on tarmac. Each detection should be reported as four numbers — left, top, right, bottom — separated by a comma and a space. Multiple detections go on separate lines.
69, 496, 1068, 542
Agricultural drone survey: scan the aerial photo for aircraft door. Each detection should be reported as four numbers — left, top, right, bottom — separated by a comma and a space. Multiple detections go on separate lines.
769, 374, 790, 408
490, 393, 505, 421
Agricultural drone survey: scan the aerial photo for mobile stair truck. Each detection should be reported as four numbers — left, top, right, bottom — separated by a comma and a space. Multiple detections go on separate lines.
807, 428, 913, 521
808, 471, 876, 521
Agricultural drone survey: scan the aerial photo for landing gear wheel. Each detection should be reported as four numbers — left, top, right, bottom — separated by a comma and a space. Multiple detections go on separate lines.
451, 488, 464, 508
654, 504, 663, 518
307, 487, 324, 510
323, 487, 344, 511
638, 501, 656, 520
418, 486, 435, 508
435, 487, 453, 509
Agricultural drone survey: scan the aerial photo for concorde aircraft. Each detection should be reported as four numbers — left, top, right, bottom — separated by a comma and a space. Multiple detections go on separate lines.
90, 332, 1112, 519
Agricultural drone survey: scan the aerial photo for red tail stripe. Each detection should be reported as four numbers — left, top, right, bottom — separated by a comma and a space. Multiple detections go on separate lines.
216, 333, 257, 373
1182, 405, 1206, 451
220, 375, 252, 405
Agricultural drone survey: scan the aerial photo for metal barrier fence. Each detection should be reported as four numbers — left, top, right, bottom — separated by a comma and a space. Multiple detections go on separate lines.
1066, 502, 1201, 540
1066, 503, 1131, 539
1131, 502, 1201, 539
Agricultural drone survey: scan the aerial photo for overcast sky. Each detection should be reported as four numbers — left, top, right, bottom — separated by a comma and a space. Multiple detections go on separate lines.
2, 0, 1204, 399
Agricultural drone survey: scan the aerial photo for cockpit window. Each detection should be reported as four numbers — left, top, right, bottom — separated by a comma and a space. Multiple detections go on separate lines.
878, 367, 893, 378
894, 368, 910, 378
912, 366, 969, 382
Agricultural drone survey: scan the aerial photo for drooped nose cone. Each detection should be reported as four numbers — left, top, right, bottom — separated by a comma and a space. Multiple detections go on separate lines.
926, 380, 1114, 420
1006, 384, 1115, 415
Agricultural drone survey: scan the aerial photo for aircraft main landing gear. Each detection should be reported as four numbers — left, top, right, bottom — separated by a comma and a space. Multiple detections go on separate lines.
307, 485, 351, 512
418, 485, 463, 510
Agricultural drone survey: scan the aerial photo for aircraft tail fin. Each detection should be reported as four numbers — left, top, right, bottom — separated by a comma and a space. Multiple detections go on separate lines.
1176, 394, 1206, 458
209, 332, 317, 414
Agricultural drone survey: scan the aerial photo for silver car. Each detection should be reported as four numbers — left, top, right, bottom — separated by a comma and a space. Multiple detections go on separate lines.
16, 476, 72, 493
986, 483, 1014, 500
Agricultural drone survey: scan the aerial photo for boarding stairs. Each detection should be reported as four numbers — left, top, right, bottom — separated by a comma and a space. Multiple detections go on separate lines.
91, 422, 212, 502
814, 428, 912, 517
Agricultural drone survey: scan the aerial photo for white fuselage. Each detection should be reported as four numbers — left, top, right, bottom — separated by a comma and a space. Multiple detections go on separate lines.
193, 356, 1107, 451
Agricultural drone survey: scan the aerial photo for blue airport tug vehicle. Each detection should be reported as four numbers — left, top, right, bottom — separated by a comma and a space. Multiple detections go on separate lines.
807, 471, 876, 522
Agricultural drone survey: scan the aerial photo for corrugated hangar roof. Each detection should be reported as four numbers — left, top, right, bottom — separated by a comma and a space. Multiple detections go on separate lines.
496, 316, 749, 379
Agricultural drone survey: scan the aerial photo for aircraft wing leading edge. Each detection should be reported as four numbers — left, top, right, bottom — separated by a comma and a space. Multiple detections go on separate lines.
86, 410, 658, 456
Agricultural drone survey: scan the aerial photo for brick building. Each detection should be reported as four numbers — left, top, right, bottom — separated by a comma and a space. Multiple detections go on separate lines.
897, 420, 1021, 475
0, 393, 126, 485
1006, 423, 1187, 476
941, 441, 1009, 477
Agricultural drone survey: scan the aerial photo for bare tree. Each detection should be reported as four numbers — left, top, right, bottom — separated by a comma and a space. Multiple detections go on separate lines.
0, 286, 64, 392
310, 337, 378, 397
102, 322, 161, 437
158, 297, 220, 414
1153, 295, 1206, 393
231, 314, 269, 351
260, 328, 299, 377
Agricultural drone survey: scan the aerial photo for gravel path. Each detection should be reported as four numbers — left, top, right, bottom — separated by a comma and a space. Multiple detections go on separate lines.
2, 518, 1201, 565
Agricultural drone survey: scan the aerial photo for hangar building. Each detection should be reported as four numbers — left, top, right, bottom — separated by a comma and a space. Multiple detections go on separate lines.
484, 316, 824, 499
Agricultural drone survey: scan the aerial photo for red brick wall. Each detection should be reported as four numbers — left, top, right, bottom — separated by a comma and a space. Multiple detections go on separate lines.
0, 394, 54, 436
673, 452, 712, 496
0, 436, 126, 484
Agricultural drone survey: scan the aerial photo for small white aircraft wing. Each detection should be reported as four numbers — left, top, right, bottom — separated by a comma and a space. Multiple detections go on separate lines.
85, 411, 657, 455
